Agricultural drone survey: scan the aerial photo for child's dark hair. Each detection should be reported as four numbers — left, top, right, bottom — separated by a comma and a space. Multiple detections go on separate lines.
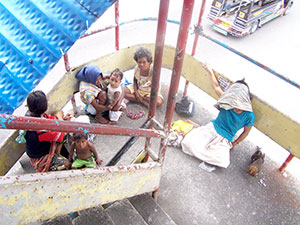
111, 68, 123, 80
72, 133, 88, 142
133, 47, 152, 63
27, 90, 48, 117
235, 78, 252, 100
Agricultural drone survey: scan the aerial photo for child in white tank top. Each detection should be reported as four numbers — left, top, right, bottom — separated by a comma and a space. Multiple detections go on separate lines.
107, 69, 126, 123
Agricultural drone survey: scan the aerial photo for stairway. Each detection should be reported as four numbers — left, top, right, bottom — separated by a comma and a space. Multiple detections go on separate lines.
39, 193, 177, 225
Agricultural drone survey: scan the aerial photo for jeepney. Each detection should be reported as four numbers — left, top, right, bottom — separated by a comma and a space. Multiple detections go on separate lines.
208, 0, 293, 37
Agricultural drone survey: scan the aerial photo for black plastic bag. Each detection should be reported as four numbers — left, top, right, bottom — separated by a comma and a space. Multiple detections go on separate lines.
175, 96, 195, 117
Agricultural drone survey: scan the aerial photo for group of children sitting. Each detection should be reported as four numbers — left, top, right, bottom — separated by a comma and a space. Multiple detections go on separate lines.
21, 46, 164, 172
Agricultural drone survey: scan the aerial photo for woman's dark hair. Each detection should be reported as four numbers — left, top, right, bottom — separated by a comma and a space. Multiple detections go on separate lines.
110, 68, 123, 80
235, 78, 252, 100
72, 133, 88, 142
27, 90, 48, 117
133, 47, 153, 63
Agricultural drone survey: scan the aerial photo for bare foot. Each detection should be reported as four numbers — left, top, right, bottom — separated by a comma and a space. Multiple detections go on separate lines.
95, 115, 109, 124
109, 121, 118, 125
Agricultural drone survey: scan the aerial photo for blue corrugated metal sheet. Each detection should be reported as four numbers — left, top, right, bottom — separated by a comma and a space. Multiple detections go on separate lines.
0, 0, 116, 114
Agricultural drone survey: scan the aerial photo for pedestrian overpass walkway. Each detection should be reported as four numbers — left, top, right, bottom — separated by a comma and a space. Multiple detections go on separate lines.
0, 1, 300, 224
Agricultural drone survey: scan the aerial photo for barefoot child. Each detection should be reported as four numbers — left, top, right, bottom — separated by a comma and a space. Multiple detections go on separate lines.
68, 133, 102, 169
105, 68, 126, 124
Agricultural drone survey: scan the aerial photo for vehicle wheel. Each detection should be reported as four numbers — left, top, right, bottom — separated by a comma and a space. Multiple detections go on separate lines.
249, 21, 258, 34
283, 1, 293, 16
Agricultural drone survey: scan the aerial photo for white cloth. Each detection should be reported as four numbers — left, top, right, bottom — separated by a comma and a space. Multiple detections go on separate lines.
85, 104, 97, 115
107, 85, 125, 122
107, 85, 122, 104
70, 115, 90, 123
181, 122, 232, 168
215, 82, 253, 112
109, 101, 126, 121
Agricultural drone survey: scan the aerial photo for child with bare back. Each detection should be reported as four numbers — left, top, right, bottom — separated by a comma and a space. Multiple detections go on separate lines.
68, 133, 102, 169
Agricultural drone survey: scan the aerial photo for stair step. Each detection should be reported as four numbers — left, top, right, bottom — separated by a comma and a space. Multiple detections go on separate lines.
105, 199, 147, 225
41, 215, 73, 225
40, 206, 115, 225
129, 193, 177, 225
72, 207, 115, 225
32, 193, 177, 225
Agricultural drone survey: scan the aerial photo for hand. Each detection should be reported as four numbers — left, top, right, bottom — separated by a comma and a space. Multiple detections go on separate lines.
55, 111, 64, 120
96, 159, 103, 165
203, 63, 214, 74
107, 104, 113, 110
63, 113, 74, 120
134, 92, 143, 102
231, 141, 239, 149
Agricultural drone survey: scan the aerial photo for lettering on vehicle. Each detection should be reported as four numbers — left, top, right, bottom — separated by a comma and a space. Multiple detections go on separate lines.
253, 10, 263, 16
238, 11, 245, 18
215, 1, 221, 8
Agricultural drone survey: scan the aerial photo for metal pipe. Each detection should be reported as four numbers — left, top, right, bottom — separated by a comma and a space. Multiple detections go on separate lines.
79, 17, 181, 39
106, 119, 152, 166
183, 0, 207, 96
143, 138, 151, 163
63, 53, 70, 72
148, 0, 170, 118
0, 114, 165, 138
159, 0, 195, 164
71, 93, 78, 115
115, 0, 120, 51
279, 153, 294, 173
150, 118, 164, 131
163, 0, 195, 132
146, 146, 158, 161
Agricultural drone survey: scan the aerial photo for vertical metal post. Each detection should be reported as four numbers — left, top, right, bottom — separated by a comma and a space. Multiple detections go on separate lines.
160, 0, 195, 163
163, 0, 195, 136
183, 0, 206, 97
63, 53, 70, 72
115, 0, 120, 51
279, 153, 294, 173
148, 0, 170, 118
154, 0, 195, 201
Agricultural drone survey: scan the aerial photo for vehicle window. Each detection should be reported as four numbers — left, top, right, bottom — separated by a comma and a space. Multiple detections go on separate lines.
262, 0, 277, 6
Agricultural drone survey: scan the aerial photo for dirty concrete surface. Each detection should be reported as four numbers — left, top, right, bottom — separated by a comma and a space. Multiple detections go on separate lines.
2, 0, 300, 224
93, 69, 300, 225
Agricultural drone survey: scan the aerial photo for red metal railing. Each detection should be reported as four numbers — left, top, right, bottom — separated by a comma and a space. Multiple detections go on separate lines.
0, 114, 165, 139
183, 0, 206, 97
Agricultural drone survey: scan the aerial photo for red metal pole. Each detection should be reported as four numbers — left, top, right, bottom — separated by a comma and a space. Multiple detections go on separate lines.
183, 0, 206, 97
71, 94, 78, 115
63, 53, 70, 72
0, 114, 165, 138
115, 0, 120, 51
279, 153, 294, 173
160, 0, 195, 163
153, 0, 195, 197
148, 0, 170, 118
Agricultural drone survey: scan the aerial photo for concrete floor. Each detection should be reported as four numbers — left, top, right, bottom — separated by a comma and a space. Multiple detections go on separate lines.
3, 1, 300, 223
110, 70, 300, 225
6, 71, 300, 224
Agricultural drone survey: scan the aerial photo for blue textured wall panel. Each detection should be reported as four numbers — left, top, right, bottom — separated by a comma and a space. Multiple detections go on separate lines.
0, 0, 116, 114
